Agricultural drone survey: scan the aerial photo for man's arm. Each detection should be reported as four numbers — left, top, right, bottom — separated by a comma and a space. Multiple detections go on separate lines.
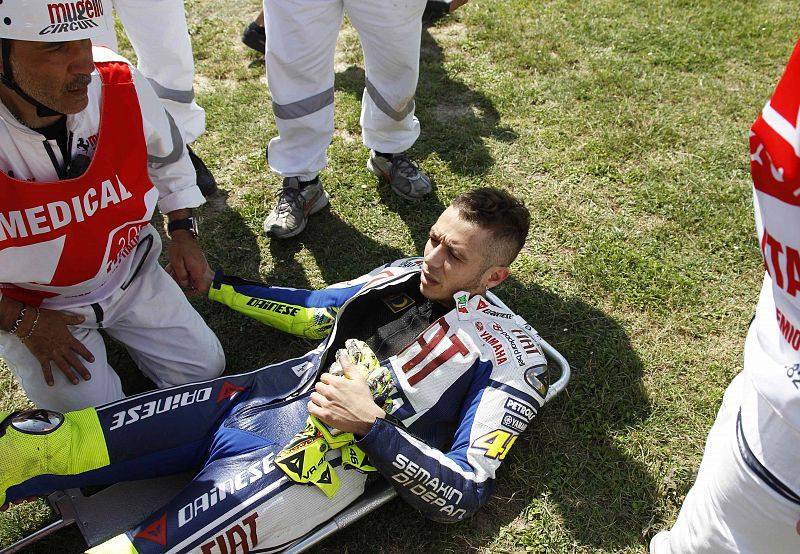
126, 53, 212, 293
164, 208, 211, 295
311, 353, 548, 522
362, 365, 544, 522
207, 272, 363, 339
207, 258, 424, 338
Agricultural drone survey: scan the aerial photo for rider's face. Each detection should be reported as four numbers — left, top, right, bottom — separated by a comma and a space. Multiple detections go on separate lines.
420, 207, 499, 305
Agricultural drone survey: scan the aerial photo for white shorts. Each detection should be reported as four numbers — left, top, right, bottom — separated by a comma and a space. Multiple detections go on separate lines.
0, 231, 224, 412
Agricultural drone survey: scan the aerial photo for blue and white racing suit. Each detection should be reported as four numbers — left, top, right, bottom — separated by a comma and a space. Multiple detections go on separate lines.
3, 258, 549, 553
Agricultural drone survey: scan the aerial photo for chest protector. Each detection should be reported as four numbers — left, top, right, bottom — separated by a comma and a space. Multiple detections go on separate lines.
0, 60, 157, 306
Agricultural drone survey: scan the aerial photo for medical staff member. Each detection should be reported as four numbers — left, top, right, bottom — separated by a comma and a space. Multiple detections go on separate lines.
650, 39, 800, 554
0, 0, 225, 412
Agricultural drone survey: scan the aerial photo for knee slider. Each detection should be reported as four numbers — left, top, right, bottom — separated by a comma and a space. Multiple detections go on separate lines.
0, 408, 110, 506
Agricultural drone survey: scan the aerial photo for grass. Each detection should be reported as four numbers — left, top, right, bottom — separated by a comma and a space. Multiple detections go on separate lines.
1, 0, 796, 552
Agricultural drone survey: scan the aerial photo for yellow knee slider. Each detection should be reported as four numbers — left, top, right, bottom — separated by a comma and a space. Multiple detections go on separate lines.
0, 408, 109, 506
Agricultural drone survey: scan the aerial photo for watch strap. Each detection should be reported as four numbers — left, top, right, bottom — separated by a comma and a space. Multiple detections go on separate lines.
167, 217, 197, 237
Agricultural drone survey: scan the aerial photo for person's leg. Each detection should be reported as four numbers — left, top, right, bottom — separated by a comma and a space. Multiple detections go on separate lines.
347, 0, 431, 199
109, 0, 217, 196
101, 235, 225, 388
348, 0, 426, 153
0, 319, 124, 412
263, 0, 342, 181
0, 368, 259, 507
261, 0, 342, 237
87, 396, 369, 553
651, 373, 800, 554
111, 0, 205, 144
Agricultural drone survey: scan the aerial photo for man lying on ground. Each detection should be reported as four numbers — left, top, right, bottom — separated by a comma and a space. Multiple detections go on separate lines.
0, 188, 550, 554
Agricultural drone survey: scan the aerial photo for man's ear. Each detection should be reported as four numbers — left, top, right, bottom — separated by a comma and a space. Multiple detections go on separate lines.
482, 265, 509, 290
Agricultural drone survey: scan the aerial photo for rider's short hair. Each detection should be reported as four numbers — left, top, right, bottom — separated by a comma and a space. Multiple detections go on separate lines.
451, 187, 530, 267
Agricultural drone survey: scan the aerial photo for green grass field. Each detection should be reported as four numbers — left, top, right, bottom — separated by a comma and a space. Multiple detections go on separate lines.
1, 0, 797, 552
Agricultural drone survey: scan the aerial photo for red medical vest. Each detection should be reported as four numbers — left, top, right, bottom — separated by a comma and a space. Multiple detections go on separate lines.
749, 38, 800, 359
0, 59, 156, 307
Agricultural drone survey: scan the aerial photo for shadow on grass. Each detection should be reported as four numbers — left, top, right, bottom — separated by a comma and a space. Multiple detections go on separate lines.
264, 208, 409, 289
312, 276, 654, 553
333, 24, 518, 180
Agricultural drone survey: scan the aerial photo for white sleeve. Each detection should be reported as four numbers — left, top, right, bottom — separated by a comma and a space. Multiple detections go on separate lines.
131, 65, 204, 214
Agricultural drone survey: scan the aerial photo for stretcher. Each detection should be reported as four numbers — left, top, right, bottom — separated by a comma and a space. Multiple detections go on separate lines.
0, 291, 570, 553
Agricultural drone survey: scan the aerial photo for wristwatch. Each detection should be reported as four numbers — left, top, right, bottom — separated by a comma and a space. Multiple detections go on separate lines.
167, 217, 198, 238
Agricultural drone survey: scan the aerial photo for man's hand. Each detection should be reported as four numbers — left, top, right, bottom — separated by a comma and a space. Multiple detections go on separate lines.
166, 231, 212, 296
22, 309, 93, 386
308, 355, 385, 436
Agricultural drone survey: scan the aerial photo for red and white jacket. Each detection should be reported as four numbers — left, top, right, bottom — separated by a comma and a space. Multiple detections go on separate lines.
0, 47, 203, 309
747, 39, 800, 431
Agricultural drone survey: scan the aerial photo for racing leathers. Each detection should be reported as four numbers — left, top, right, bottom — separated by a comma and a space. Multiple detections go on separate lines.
0, 258, 548, 553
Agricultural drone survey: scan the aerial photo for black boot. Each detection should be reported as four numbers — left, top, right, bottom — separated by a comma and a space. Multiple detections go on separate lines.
242, 22, 266, 53
187, 146, 218, 197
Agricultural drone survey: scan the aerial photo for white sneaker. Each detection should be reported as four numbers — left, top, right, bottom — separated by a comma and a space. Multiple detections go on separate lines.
263, 177, 329, 238
367, 151, 432, 200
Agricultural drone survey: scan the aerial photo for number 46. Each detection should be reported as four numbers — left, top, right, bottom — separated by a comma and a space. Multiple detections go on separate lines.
471, 429, 518, 460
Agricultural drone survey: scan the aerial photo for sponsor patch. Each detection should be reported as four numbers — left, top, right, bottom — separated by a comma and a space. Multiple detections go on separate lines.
475, 323, 508, 365
399, 259, 423, 268
382, 292, 416, 313
391, 453, 467, 520
245, 297, 300, 316
455, 292, 469, 315
504, 396, 536, 422
200, 513, 259, 554
471, 429, 518, 460
135, 513, 167, 546
40, 1, 105, 36
109, 387, 212, 430
179, 453, 275, 527
480, 307, 513, 319
216, 381, 246, 403
501, 412, 527, 433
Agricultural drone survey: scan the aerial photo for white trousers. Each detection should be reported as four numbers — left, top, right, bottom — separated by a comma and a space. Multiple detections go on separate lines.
0, 228, 224, 412
94, 0, 206, 143
264, 0, 427, 180
652, 370, 800, 553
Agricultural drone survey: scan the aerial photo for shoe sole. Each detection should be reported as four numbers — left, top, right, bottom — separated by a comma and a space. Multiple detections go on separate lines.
366, 158, 430, 201
264, 190, 329, 239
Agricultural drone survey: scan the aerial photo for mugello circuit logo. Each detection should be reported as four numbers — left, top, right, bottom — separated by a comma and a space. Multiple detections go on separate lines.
41, 1, 104, 35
